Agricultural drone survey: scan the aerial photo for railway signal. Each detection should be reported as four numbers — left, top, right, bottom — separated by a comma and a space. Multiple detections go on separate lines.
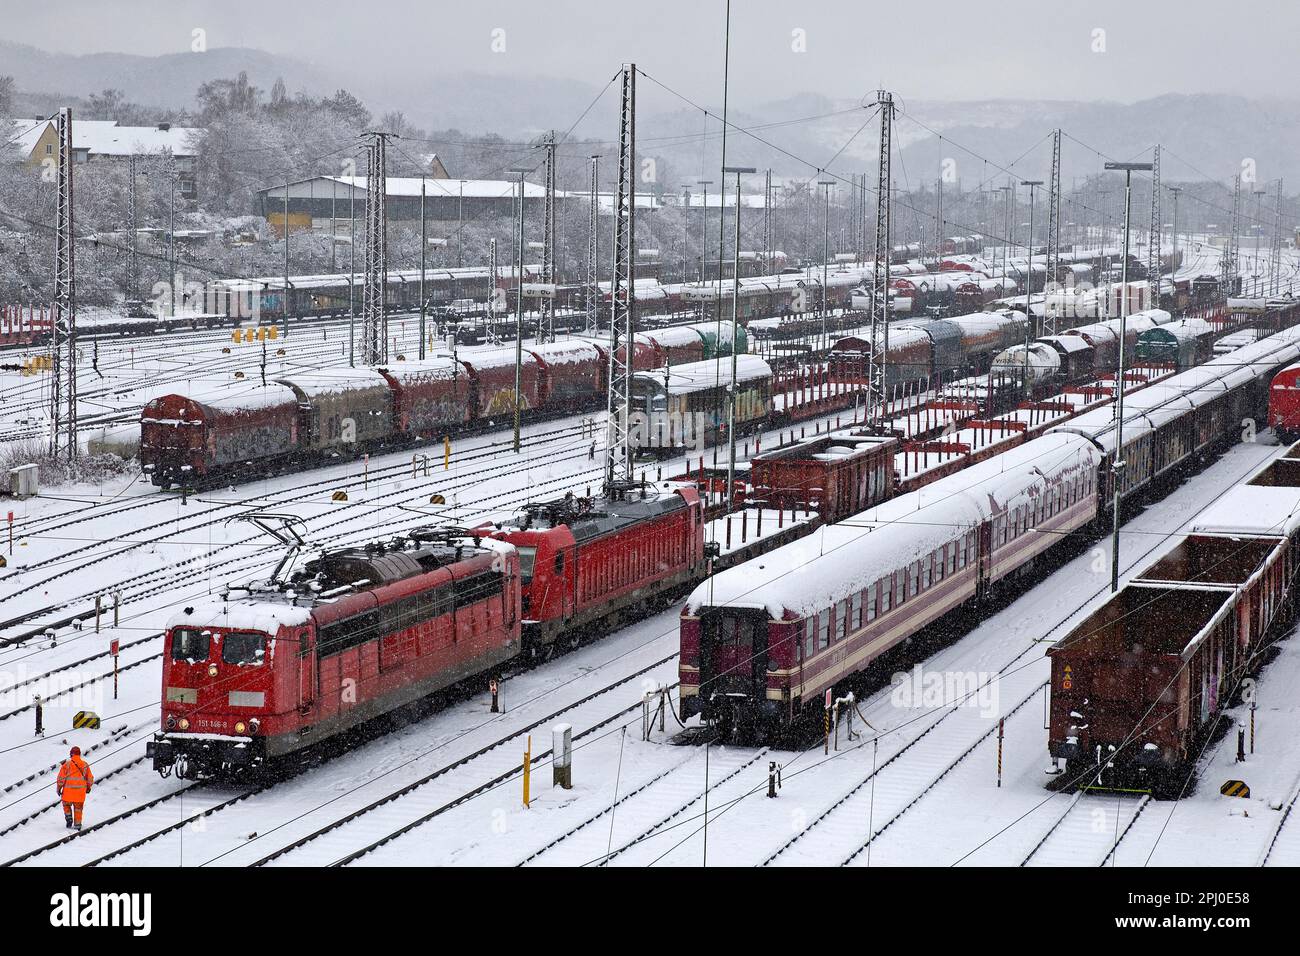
110, 638, 120, 700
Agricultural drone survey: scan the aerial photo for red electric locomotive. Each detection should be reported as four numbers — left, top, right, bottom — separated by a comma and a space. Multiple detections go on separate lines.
1268, 361, 1300, 444
490, 482, 705, 655
147, 528, 520, 778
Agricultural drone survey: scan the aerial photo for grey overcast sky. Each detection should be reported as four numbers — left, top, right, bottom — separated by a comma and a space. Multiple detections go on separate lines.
6, 0, 1296, 106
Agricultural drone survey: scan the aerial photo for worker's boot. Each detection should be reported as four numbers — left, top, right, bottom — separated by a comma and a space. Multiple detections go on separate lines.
64, 813, 73, 829
74, 821, 82, 830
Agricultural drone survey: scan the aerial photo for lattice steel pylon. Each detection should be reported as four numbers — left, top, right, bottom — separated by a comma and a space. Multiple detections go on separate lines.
361, 133, 390, 365
586, 154, 599, 334
934, 169, 943, 270
605, 64, 636, 491
539, 131, 557, 343
763, 169, 773, 268
1147, 144, 1161, 301
1044, 129, 1062, 336
126, 153, 137, 302
1222, 174, 1242, 293
1271, 179, 1284, 297
50, 107, 78, 458
868, 91, 894, 425
487, 237, 499, 342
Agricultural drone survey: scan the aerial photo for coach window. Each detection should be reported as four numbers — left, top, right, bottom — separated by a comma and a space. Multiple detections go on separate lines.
804, 618, 815, 659
868, 581, 879, 620
907, 562, 919, 599
836, 600, 848, 641
851, 590, 863, 629
818, 608, 831, 650
894, 570, 904, 607
948, 542, 957, 575
921, 554, 932, 590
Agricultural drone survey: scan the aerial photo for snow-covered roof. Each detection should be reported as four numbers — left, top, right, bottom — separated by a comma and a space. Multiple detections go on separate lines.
635, 355, 771, 395
1040, 335, 1092, 355
1141, 317, 1214, 344
644, 326, 705, 348
275, 368, 390, 396
320, 175, 545, 199
1190, 485, 1300, 538
11, 118, 201, 157
455, 347, 529, 371
526, 340, 604, 366
167, 595, 313, 634
687, 432, 1100, 619
379, 358, 464, 384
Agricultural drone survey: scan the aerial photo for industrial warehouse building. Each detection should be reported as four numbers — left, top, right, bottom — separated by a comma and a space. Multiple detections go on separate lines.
256, 175, 547, 233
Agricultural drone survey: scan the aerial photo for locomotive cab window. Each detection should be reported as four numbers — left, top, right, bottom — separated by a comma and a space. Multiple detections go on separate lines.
554, 551, 565, 574
171, 627, 211, 662
517, 546, 537, 584
221, 631, 266, 666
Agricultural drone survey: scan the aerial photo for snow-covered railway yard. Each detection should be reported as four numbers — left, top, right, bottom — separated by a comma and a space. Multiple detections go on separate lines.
5, 332, 1300, 869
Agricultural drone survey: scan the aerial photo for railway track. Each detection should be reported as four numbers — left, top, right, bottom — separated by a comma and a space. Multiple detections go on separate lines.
256, 662, 680, 867
1019, 791, 1153, 866
759, 682, 1045, 867
0, 419, 602, 642
516, 739, 771, 867
1259, 775, 1300, 865
5, 336, 1293, 866
593, 743, 773, 867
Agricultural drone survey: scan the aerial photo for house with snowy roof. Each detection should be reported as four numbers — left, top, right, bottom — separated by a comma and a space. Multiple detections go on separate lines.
6, 118, 204, 200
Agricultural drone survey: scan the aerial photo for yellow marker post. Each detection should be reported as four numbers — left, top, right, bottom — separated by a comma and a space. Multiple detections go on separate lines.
522, 734, 532, 808
443, 436, 450, 470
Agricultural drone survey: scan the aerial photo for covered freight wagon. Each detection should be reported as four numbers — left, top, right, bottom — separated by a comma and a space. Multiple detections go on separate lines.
378, 359, 473, 437
140, 384, 300, 485
275, 368, 396, 452
457, 347, 544, 418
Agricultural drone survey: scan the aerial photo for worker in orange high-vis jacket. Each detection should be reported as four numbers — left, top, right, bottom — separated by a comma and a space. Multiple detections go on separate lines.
56, 746, 93, 829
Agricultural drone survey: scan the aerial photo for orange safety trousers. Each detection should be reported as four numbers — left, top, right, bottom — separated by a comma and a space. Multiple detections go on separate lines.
62, 801, 83, 825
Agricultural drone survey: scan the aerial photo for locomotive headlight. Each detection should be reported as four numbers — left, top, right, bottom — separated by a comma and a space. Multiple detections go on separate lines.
178, 717, 190, 731
165, 715, 177, 729
207, 664, 219, 677
249, 718, 260, 733
234, 721, 247, 734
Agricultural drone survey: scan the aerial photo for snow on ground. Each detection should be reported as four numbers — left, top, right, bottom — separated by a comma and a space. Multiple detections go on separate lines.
7, 252, 1300, 866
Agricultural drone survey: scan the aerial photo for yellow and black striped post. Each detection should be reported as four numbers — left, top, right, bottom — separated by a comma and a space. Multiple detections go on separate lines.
73, 711, 101, 730
522, 734, 532, 808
